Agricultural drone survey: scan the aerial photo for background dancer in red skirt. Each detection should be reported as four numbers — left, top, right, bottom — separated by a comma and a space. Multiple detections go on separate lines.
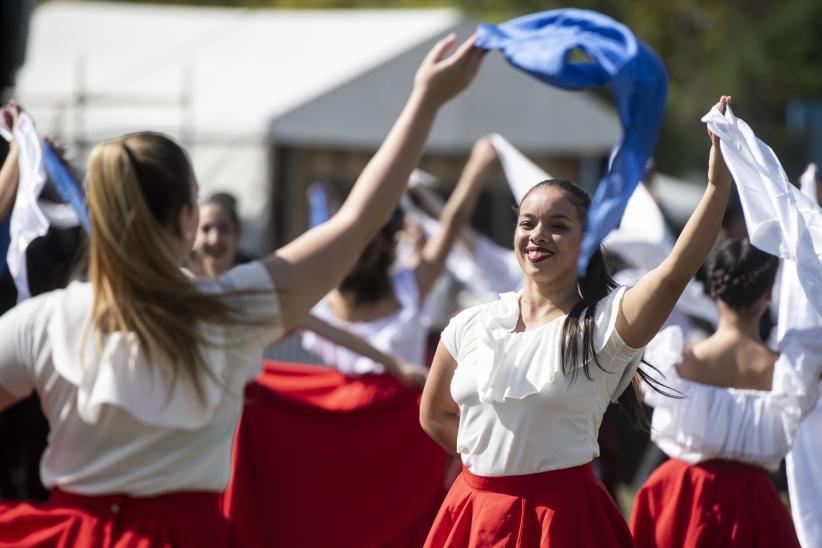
630, 238, 814, 548
419, 96, 733, 548
300, 136, 497, 387
0, 34, 484, 548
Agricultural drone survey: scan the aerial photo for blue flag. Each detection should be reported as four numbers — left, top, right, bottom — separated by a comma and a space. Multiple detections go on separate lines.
308, 182, 331, 228
476, 8, 668, 274
43, 141, 90, 232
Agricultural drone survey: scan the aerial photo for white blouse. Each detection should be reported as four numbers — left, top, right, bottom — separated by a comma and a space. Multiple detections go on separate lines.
0, 261, 282, 496
643, 326, 822, 472
302, 268, 429, 375
441, 287, 643, 477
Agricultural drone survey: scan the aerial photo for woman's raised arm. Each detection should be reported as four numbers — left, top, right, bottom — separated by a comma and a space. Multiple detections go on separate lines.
617, 96, 733, 348
264, 36, 484, 332
0, 103, 21, 223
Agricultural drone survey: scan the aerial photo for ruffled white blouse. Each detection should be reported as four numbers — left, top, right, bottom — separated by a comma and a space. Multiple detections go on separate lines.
0, 262, 282, 495
643, 326, 822, 472
441, 287, 643, 477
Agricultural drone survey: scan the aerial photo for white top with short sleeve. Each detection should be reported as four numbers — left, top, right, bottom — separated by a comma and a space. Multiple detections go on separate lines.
440, 287, 643, 477
302, 267, 429, 375
0, 261, 282, 496
643, 325, 822, 472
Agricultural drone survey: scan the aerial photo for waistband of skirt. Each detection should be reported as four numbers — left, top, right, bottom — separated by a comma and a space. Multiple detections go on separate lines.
49, 488, 222, 516
677, 458, 770, 478
460, 463, 596, 494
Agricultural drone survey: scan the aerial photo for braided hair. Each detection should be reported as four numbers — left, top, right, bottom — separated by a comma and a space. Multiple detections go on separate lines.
708, 239, 779, 311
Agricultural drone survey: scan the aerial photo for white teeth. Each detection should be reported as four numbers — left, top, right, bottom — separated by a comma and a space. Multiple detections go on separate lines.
527, 249, 552, 259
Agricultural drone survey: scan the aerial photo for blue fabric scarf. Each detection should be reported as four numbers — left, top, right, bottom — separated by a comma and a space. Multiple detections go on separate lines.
476, 8, 668, 274
43, 142, 90, 232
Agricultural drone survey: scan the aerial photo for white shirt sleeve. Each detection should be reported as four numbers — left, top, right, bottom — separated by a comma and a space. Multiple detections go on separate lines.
440, 313, 463, 360
199, 261, 284, 352
592, 287, 645, 401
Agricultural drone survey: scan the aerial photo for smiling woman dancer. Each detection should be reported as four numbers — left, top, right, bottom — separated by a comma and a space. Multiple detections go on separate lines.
419, 96, 733, 548
0, 35, 483, 547
192, 192, 248, 278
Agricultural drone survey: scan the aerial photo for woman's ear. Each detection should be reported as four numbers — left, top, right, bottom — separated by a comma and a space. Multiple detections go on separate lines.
175, 202, 198, 243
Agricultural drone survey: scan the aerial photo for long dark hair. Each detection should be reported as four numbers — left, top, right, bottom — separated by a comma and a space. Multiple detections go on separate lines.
338, 208, 404, 306
521, 179, 675, 427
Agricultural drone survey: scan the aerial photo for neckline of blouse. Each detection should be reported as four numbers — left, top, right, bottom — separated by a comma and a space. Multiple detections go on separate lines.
507, 291, 571, 335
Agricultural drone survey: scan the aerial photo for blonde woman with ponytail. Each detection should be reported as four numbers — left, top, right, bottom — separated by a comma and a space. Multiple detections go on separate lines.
0, 35, 483, 547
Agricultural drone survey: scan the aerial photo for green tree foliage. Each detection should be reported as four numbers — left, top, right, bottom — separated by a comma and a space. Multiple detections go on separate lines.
73, 0, 822, 177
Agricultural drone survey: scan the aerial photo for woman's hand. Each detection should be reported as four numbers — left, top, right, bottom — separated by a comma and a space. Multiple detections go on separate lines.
392, 358, 429, 388
707, 96, 732, 191
1, 101, 22, 156
0, 102, 23, 222
1, 101, 21, 137
413, 34, 484, 110
468, 135, 498, 170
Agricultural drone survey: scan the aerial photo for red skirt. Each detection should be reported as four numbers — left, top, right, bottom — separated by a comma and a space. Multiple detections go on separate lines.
630, 458, 800, 548
424, 463, 633, 548
0, 488, 233, 548
224, 360, 448, 548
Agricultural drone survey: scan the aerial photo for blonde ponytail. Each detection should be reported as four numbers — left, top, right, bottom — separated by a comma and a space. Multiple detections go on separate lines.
86, 132, 254, 401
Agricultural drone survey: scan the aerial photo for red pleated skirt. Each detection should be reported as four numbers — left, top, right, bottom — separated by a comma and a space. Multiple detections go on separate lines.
424, 463, 633, 548
224, 361, 447, 548
0, 488, 233, 548
630, 458, 800, 548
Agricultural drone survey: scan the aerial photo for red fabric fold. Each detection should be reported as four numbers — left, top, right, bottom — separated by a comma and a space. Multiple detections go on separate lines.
223, 360, 448, 548
630, 458, 800, 548
424, 464, 633, 548
0, 489, 230, 547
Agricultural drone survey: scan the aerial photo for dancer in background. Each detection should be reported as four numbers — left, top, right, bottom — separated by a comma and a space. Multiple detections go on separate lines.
301, 136, 498, 386
420, 96, 732, 547
191, 191, 431, 386
191, 192, 254, 278
0, 35, 483, 547
629, 238, 819, 547
224, 138, 498, 548
0, 102, 84, 501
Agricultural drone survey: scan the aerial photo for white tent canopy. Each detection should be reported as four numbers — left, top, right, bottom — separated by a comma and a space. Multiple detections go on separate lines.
270, 21, 621, 155
15, 1, 622, 251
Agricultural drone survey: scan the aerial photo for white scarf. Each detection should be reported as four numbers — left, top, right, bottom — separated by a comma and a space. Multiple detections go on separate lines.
1, 112, 81, 302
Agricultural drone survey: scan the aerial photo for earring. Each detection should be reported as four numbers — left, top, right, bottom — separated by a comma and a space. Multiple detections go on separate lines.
576, 281, 584, 298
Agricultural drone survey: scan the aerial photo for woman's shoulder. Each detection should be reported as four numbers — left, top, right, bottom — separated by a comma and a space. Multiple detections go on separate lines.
684, 334, 776, 390
196, 261, 274, 295
5, 281, 89, 320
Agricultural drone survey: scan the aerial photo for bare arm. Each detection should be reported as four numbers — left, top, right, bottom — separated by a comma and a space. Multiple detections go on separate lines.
301, 313, 427, 387
409, 182, 479, 253
0, 143, 19, 222
414, 137, 496, 299
618, 96, 733, 348
264, 36, 484, 332
0, 104, 21, 222
420, 340, 460, 457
